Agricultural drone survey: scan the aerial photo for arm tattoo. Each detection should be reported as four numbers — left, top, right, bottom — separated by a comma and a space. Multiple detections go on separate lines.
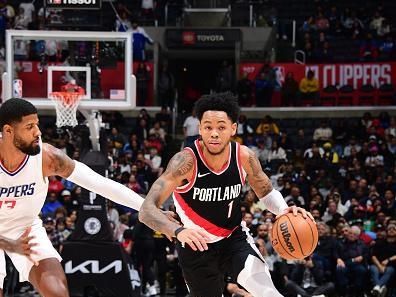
167, 150, 194, 178
139, 178, 179, 234
247, 150, 273, 197
139, 151, 193, 237
44, 144, 74, 177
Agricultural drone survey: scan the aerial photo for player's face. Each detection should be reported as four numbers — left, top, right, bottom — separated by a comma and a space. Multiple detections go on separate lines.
199, 111, 236, 155
12, 114, 41, 155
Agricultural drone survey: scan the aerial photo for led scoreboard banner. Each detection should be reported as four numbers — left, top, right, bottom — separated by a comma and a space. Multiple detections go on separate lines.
45, 0, 102, 10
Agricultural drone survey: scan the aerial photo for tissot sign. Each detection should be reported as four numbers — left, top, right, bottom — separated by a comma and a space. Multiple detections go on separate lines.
46, 0, 101, 9
166, 29, 241, 49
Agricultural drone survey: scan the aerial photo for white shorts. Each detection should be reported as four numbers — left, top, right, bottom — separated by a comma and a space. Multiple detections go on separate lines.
0, 250, 5, 289
5, 219, 62, 282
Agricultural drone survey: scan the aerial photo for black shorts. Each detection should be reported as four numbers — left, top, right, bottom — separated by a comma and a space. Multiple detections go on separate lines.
175, 226, 264, 297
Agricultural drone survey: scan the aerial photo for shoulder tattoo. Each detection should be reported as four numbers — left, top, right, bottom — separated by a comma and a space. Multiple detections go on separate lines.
166, 150, 194, 179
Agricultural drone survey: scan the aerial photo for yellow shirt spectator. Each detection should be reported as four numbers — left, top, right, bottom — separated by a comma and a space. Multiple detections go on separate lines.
299, 76, 319, 93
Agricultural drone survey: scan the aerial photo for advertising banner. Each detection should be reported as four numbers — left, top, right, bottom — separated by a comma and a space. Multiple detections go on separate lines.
240, 62, 395, 90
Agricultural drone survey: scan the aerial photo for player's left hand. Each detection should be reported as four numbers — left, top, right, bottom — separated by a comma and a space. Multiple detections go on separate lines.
276, 205, 315, 223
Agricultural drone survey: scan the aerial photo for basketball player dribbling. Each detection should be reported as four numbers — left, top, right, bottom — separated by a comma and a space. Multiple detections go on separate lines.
140, 93, 315, 297
0, 98, 175, 297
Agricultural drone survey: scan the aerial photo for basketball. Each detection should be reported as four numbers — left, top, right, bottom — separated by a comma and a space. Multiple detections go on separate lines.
271, 213, 318, 260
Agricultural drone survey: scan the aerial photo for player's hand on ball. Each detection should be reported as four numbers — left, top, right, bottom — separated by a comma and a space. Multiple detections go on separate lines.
176, 228, 210, 252
277, 205, 315, 222
13, 227, 38, 266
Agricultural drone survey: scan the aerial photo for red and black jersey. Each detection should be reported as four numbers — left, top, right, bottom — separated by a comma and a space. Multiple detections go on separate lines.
173, 140, 246, 240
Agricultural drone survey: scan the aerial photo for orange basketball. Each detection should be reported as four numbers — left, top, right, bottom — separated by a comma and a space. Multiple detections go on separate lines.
271, 213, 318, 260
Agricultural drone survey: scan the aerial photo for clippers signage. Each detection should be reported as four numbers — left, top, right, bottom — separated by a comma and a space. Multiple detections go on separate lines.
46, 0, 101, 10
240, 62, 396, 89
166, 29, 241, 49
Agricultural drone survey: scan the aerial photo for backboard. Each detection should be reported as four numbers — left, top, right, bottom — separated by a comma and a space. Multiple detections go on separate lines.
3, 30, 136, 110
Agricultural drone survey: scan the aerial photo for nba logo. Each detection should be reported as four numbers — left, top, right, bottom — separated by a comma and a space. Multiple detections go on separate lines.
13, 79, 23, 98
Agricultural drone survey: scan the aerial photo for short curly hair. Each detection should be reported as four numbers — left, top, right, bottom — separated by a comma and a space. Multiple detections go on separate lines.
194, 92, 240, 123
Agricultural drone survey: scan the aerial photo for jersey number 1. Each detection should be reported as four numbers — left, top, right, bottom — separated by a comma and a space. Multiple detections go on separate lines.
227, 201, 233, 218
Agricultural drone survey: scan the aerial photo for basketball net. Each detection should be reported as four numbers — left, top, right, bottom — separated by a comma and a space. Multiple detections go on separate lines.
50, 91, 83, 128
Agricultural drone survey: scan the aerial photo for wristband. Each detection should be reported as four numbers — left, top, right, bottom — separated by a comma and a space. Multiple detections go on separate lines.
174, 227, 186, 239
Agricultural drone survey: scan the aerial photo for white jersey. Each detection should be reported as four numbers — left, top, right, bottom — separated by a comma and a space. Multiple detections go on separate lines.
0, 142, 48, 238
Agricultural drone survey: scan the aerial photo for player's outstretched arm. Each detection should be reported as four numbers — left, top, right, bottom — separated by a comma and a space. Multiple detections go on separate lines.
42, 143, 144, 210
139, 150, 192, 237
240, 146, 313, 220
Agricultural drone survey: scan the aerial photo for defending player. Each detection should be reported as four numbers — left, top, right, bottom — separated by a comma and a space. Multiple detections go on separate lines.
0, 98, 166, 297
139, 93, 315, 297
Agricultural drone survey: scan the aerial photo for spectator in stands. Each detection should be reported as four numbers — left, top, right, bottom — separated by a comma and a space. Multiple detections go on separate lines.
255, 68, 274, 107
237, 72, 253, 106
62, 190, 79, 216
13, 7, 29, 30
183, 109, 200, 148
115, 11, 132, 32
370, 11, 385, 36
327, 5, 340, 29
284, 186, 305, 207
216, 60, 233, 92
42, 191, 63, 218
281, 72, 299, 106
158, 63, 175, 109
365, 145, 384, 168
254, 138, 270, 166
313, 120, 333, 143
285, 256, 335, 297
301, 16, 316, 33
133, 118, 150, 143
299, 70, 319, 106
316, 41, 334, 62
344, 136, 362, 157
136, 62, 150, 106
44, 216, 64, 252
131, 21, 153, 61
145, 147, 163, 178
360, 33, 379, 61
149, 121, 166, 143
315, 12, 330, 31
379, 35, 395, 61
255, 115, 279, 136
369, 223, 396, 296
235, 114, 254, 144
267, 141, 287, 168
315, 222, 338, 271
336, 225, 369, 297
322, 200, 340, 223
155, 106, 171, 129
107, 200, 120, 232
242, 212, 257, 238
303, 41, 316, 62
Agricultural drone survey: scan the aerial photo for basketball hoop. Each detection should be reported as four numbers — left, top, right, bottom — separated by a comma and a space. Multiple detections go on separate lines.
50, 92, 83, 127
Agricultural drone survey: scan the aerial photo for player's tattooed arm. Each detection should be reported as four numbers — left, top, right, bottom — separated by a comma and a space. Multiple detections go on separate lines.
240, 145, 273, 197
139, 150, 195, 238
42, 143, 75, 178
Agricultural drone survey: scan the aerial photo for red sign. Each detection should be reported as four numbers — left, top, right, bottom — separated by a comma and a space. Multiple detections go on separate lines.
182, 31, 196, 45
240, 62, 396, 89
